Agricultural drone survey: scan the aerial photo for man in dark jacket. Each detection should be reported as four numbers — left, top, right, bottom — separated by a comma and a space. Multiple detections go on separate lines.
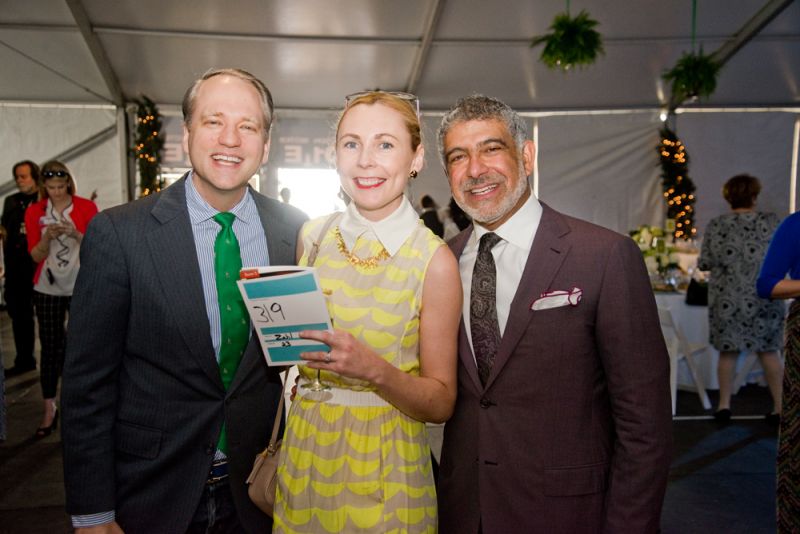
2, 160, 40, 376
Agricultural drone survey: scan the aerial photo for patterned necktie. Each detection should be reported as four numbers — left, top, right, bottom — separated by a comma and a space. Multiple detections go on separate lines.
213, 212, 249, 453
470, 232, 503, 386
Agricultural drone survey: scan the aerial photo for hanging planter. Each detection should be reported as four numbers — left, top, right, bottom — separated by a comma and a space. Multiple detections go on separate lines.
663, 49, 721, 102
531, 8, 604, 71
662, 0, 721, 104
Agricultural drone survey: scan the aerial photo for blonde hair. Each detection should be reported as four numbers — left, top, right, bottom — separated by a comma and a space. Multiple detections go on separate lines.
336, 92, 422, 151
39, 160, 76, 200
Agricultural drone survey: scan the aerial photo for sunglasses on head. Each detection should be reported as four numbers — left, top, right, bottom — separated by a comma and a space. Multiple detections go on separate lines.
42, 170, 69, 178
344, 91, 420, 118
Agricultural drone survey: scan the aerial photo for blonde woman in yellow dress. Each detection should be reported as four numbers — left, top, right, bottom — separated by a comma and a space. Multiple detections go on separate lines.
272, 91, 461, 533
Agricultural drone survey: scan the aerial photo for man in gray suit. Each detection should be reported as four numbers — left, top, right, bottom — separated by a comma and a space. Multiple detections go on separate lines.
61, 68, 306, 533
436, 95, 673, 533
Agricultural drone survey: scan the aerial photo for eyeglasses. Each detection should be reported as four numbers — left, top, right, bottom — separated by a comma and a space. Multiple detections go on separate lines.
42, 170, 70, 178
344, 91, 420, 118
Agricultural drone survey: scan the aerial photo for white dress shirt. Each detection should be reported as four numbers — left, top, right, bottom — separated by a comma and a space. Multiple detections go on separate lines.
459, 192, 542, 355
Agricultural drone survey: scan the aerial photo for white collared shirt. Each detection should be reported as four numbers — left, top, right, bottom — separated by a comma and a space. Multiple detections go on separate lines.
459, 191, 543, 353
338, 196, 420, 256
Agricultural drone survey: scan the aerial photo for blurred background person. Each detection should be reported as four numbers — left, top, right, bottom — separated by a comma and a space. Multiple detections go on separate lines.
1, 160, 40, 377
448, 196, 470, 231
24, 160, 97, 438
419, 193, 444, 238
442, 196, 470, 241
757, 209, 800, 532
698, 174, 784, 423
279, 186, 292, 204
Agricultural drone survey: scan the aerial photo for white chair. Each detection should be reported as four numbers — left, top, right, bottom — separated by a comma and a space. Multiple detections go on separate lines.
658, 307, 713, 415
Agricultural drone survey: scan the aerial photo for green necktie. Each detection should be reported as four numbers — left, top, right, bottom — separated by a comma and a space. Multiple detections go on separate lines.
213, 212, 249, 453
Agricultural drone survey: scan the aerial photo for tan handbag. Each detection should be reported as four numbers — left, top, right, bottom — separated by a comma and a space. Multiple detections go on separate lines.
246, 213, 340, 516
245, 369, 287, 516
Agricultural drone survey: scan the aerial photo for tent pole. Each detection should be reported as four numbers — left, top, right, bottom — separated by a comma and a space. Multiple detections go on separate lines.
117, 107, 134, 202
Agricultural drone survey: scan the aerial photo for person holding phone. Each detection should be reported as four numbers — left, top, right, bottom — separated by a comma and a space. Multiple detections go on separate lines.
24, 160, 97, 438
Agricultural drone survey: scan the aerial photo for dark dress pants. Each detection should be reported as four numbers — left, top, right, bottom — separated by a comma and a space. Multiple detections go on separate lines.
4, 274, 36, 370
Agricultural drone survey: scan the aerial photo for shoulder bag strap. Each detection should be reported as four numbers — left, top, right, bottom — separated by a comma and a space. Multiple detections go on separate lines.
267, 368, 290, 453
306, 212, 342, 267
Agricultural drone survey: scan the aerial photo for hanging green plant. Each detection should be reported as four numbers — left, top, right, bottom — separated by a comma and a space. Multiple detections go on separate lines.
531, 9, 604, 71
131, 95, 164, 196
663, 0, 721, 105
662, 49, 721, 102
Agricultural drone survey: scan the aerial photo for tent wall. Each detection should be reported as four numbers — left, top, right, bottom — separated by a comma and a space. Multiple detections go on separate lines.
0, 104, 124, 211
678, 112, 797, 234
535, 112, 664, 234
2, 106, 797, 242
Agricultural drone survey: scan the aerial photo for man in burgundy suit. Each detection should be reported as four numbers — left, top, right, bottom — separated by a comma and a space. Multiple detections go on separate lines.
435, 94, 672, 533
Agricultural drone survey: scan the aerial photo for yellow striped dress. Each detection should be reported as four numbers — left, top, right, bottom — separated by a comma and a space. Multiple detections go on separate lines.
272, 213, 443, 534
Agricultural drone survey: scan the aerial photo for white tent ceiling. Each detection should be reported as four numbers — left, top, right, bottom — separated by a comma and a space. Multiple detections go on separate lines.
1, 0, 798, 111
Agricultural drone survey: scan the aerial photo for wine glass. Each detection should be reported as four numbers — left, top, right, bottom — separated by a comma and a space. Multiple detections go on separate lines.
303, 311, 334, 392
302, 333, 332, 392
302, 365, 330, 391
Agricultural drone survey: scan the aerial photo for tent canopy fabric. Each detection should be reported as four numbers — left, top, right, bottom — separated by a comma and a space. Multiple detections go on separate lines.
1, 0, 798, 110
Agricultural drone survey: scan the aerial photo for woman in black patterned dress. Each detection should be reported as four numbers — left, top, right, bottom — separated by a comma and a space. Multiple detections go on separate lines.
698, 174, 784, 422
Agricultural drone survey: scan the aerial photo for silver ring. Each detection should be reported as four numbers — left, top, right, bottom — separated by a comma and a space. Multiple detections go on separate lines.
324, 352, 332, 364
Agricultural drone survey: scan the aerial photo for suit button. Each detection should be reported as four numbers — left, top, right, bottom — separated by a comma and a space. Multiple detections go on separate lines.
480, 398, 492, 409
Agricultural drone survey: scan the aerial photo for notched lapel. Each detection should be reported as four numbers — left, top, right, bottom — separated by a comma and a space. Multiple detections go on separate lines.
485, 205, 571, 390
147, 180, 223, 390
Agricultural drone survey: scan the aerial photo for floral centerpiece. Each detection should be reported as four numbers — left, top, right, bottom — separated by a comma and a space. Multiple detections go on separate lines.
629, 224, 680, 276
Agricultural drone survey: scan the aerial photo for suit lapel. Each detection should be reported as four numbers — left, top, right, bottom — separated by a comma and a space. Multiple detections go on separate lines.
484, 203, 571, 390
449, 228, 484, 393
147, 176, 223, 389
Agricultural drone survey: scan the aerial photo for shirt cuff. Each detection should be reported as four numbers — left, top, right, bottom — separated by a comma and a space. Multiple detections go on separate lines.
72, 511, 115, 528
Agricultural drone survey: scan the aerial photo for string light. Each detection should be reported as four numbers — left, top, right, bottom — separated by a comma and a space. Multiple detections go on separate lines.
132, 96, 164, 196
657, 127, 696, 240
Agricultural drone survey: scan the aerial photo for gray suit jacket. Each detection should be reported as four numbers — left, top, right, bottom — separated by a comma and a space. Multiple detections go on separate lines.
61, 177, 307, 533
437, 203, 673, 534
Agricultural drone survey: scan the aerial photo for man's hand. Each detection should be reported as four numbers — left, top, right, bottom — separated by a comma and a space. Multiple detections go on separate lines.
76, 521, 124, 534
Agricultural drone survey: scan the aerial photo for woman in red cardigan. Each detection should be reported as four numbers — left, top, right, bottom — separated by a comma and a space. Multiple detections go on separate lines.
24, 160, 97, 438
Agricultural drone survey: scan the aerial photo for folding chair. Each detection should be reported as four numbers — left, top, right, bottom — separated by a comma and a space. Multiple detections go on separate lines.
658, 307, 713, 415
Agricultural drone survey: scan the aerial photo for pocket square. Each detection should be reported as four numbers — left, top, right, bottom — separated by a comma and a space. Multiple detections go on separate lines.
531, 287, 583, 311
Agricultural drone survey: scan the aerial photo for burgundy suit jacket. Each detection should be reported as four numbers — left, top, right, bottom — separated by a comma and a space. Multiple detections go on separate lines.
437, 203, 673, 534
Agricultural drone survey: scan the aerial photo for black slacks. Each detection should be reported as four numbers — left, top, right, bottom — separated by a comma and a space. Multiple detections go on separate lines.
4, 274, 36, 369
